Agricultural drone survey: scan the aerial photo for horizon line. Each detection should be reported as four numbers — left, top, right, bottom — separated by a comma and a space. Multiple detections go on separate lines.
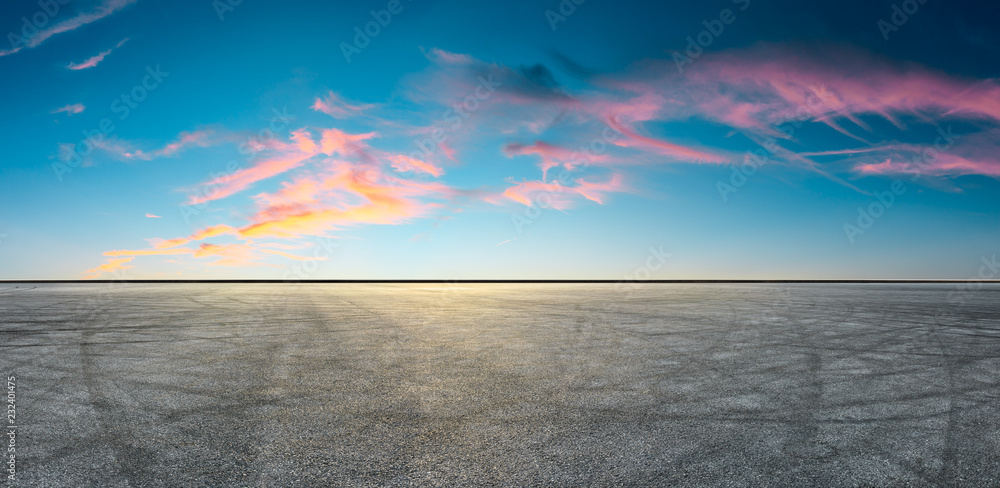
2, 279, 1000, 284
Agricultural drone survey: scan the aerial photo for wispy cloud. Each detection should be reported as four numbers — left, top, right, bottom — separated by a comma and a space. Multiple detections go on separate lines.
311, 91, 376, 119
186, 128, 376, 205
123, 129, 216, 160
504, 141, 609, 179
83, 257, 133, 279
1, 0, 137, 57
66, 38, 128, 70
387, 154, 444, 177
500, 173, 626, 210
51, 103, 85, 116
145, 213, 161, 218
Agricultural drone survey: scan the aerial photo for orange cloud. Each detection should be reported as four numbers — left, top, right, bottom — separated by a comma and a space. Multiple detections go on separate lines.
83, 257, 134, 279
103, 248, 193, 257
154, 224, 237, 249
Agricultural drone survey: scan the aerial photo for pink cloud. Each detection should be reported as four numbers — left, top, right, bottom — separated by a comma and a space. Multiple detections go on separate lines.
66, 38, 128, 70
124, 129, 216, 160
387, 154, 444, 177
504, 141, 609, 179
51, 104, 85, 116
311, 91, 376, 119
145, 213, 161, 218
604, 117, 730, 164
625, 44, 1000, 139
501, 173, 627, 210
186, 130, 329, 205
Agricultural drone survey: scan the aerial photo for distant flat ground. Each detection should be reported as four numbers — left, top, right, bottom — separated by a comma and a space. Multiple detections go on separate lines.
2, 283, 999, 487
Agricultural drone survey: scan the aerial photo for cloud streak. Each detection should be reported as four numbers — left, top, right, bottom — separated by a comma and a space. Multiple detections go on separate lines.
83, 257, 133, 279
66, 38, 128, 70
51, 103, 85, 116
311, 91, 376, 119
2, 0, 137, 56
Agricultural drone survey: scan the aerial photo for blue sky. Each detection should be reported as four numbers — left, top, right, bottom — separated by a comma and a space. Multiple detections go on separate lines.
1, 0, 999, 279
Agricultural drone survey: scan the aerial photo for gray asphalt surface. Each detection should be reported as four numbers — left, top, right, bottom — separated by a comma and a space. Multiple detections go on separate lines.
1, 283, 999, 487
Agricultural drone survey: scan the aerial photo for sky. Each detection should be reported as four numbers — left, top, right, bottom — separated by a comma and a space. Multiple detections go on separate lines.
1, 0, 999, 280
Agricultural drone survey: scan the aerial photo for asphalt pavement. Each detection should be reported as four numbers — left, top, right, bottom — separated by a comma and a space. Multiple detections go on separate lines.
1, 283, 999, 487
